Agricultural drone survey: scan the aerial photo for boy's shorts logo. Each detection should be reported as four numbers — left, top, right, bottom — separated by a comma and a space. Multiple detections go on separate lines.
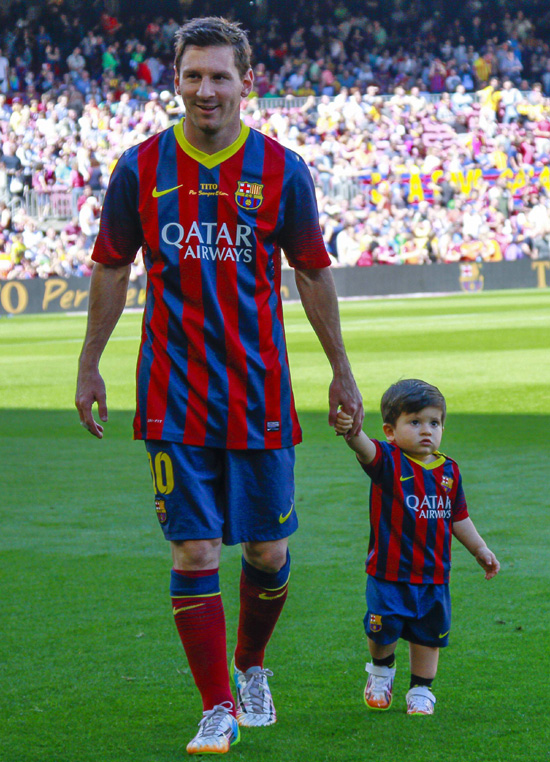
369, 614, 382, 632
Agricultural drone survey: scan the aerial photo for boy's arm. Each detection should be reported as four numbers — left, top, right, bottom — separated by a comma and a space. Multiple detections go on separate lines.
335, 411, 377, 464
452, 517, 500, 580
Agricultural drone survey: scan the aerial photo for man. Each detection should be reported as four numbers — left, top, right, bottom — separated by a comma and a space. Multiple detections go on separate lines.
75, 17, 362, 756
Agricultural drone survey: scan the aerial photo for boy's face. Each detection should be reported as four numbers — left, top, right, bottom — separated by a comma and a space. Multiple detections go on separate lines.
383, 406, 444, 462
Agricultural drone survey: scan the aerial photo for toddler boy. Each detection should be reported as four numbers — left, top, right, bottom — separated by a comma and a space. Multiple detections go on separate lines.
336, 379, 499, 715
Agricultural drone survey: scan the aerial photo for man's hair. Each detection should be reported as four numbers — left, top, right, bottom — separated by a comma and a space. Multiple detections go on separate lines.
174, 17, 251, 78
381, 379, 446, 426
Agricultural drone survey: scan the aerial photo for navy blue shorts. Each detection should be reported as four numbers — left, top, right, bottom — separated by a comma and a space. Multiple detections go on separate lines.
365, 576, 451, 648
145, 441, 297, 545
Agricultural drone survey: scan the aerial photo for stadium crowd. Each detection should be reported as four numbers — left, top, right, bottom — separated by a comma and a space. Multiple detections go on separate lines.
1, 0, 550, 279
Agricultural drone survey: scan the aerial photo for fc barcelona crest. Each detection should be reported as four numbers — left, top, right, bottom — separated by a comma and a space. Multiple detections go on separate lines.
155, 498, 167, 524
235, 180, 264, 211
441, 475, 454, 493
459, 263, 484, 293
369, 614, 382, 633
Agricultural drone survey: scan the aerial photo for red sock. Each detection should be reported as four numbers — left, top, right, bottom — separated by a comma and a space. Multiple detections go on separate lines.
171, 569, 234, 713
234, 569, 289, 672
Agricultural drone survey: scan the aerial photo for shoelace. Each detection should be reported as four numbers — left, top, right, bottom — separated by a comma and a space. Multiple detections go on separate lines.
197, 701, 234, 736
410, 695, 432, 713
242, 669, 274, 713
370, 674, 391, 697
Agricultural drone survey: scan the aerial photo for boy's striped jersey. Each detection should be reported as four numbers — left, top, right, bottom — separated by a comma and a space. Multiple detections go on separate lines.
360, 440, 469, 584
92, 121, 330, 449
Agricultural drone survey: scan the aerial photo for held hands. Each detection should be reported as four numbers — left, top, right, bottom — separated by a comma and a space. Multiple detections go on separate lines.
474, 547, 501, 580
328, 371, 364, 437
335, 409, 354, 436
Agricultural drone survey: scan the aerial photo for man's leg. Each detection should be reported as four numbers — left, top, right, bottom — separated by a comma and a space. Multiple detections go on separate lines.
235, 538, 290, 671
232, 538, 289, 727
171, 539, 241, 754
170, 538, 235, 712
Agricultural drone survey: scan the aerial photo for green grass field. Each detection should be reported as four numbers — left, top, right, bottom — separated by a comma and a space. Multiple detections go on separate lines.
1, 289, 549, 762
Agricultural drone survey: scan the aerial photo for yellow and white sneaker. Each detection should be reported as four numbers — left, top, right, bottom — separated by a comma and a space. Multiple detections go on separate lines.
186, 702, 240, 754
406, 686, 436, 715
231, 659, 276, 727
364, 662, 396, 710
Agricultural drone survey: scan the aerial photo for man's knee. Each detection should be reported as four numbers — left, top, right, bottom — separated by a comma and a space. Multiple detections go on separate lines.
242, 539, 288, 573
171, 538, 222, 570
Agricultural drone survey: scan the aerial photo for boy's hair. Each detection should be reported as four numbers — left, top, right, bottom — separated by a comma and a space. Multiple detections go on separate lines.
174, 17, 251, 78
381, 379, 446, 426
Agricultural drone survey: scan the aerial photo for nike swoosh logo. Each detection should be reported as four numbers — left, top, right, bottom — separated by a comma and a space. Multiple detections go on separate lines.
400, 475, 414, 481
172, 603, 205, 615
439, 630, 450, 638
279, 504, 294, 524
259, 589, 288, 600
152, 184, 184, 198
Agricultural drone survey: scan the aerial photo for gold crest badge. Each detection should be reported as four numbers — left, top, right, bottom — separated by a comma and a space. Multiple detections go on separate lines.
235, 181, 264, 211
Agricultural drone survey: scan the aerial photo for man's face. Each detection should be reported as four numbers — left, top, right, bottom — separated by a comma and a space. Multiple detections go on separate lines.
174, 45, 253, 148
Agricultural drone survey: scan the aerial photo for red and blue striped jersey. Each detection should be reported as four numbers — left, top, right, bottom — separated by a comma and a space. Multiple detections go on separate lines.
92, 121, 330, 449
360, 441, 469, 584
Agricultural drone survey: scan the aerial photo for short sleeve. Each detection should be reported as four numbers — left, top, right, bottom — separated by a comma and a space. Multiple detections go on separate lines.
452, 473, 469, 522
359, 440, 386, 482
278, 154, 331, 270
92, 151, 144, 267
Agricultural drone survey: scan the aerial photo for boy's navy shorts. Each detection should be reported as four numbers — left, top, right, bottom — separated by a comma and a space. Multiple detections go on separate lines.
145, 441, 297, 546
365, 575, 451, 648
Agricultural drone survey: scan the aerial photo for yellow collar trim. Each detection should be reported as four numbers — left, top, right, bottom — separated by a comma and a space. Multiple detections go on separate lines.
174, 119, 249, 168
404, 451, 446, 470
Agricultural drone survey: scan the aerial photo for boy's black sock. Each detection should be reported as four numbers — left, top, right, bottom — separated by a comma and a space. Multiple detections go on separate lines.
373, 654, 396, 668
410, 674, 433, 690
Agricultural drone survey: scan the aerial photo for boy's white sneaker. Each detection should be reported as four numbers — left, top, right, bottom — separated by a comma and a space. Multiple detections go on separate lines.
231, 659, 276, 727
186, 702, 240, 754
364, 662, 396, 710
406, 686, 436, 715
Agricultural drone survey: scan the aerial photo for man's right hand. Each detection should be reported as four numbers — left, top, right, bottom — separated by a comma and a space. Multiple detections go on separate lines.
75, 365, 108, 439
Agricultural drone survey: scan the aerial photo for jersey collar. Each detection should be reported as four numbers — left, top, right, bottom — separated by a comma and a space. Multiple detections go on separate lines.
404, 451, 446, 470
174, 118, 250, 169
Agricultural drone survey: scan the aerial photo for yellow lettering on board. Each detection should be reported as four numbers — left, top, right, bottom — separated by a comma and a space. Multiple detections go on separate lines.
0, 282, 28, 314
532, 261, 550, 288
74, 290, 88, 308
42, 279, 67, 309
60, 290, 75, 310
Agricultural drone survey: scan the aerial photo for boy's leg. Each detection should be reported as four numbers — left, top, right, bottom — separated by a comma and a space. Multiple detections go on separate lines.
368, 639, 397, 661
364, 638, 398, 710
403, 583, 450, 716
363, 576, 403, 710
409, 642, 439, 681
406, 643, 438, 715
